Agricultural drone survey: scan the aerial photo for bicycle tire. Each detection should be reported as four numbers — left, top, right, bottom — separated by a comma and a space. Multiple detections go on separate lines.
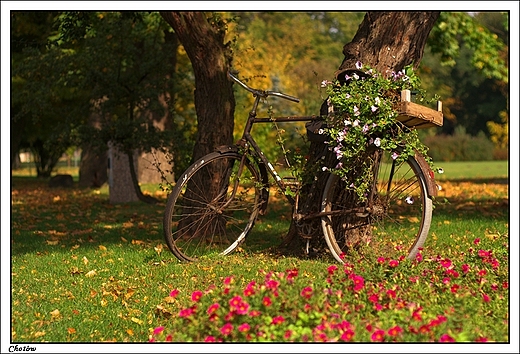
321, 149, 433, 264
163, 151, 265, 261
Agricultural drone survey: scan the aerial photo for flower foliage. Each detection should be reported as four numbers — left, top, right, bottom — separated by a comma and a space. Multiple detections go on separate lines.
320, 62, 433, 201
149, 236, 508, 343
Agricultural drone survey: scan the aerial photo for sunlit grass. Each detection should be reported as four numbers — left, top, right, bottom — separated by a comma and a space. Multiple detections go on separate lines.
10, 167, 509, 344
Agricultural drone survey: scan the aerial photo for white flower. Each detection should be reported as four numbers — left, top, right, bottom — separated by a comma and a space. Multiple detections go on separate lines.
374, 97, 381, 105
405, 196, 414, 204
352, 119, 359, 127
438, 168, 444, 174
391, 152, 399, 160
344, 119, 351, 126
374, 138, 381, 147
353, 107, 360, 116
355, 61, 363, 69
352, 73, 359, 80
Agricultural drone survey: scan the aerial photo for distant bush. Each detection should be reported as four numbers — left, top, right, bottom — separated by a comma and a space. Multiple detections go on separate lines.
423, 128, 494, 162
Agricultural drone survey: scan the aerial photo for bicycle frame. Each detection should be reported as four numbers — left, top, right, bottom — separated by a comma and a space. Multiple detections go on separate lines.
228, 71, 320, 206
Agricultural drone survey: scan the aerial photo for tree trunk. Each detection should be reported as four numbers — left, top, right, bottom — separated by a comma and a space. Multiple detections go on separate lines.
160, 12, 235, 161
279, 11, 440, 256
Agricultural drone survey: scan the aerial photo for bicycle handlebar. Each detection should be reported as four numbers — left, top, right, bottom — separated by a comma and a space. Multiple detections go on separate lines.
228, 71, 300, 103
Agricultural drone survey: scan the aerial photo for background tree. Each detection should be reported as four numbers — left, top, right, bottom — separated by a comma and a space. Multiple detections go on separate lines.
160, 12, 236, 162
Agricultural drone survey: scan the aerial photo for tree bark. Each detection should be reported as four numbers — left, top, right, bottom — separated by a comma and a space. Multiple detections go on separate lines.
160, 12, 235, 162
279, 11, 440, 256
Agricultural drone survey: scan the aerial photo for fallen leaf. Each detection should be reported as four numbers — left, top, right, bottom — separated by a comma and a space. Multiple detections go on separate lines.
99, 245, 107, 251
83, 256, 89, 265
67, 328, 76, 334
46, 240, 59, 245
85, 270, 97, 277
131, 317, 143, 325
126, 329, 134, 336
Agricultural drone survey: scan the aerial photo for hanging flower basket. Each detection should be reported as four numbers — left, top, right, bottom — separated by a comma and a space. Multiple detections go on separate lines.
317, 62, 442, 201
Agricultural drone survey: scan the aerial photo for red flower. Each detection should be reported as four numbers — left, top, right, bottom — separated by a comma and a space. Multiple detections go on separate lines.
388, 259, 399, 268
272, 315, 285, 325
450, 284, 460, 293
301, 286, 313, 299
169, 289, 179, 298
461, 264, 470, 274
377, 257, 386, 264
351, 274, 365, 291
482, 293, 491, 303
371, 329, 385, 342
235, 301, 250, 315
178, 307, 194, 318
478, 249, 490, 258
191, 290, 203, 302
473, 238, 480, 245
238, 323, 251, 332
439, 334, 455, 342
327, 265, 338, 275
229, 295, 243, 309
220, 323, 233, 336
387, 326, 403, 337
341, 329, 354, 341
368, 294, 379, 303
262, 296, 272, 307
440, 259, 452, 269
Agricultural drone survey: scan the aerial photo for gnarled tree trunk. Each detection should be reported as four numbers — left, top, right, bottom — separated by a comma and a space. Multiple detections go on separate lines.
279, 11, 440, 256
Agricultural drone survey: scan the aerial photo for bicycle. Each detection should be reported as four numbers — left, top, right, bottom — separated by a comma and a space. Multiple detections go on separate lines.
163, 71, 440, 263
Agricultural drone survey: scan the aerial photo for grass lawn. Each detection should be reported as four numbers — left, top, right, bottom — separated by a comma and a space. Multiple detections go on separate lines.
6, 160, 514, 350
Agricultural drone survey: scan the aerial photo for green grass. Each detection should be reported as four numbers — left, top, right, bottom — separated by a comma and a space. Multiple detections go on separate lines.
434, 160, 508, 181
8, 160, 511, 347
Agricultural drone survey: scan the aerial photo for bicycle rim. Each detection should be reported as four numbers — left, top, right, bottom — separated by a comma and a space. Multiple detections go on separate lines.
321, 150, 433, 264
163, 152, 263, 261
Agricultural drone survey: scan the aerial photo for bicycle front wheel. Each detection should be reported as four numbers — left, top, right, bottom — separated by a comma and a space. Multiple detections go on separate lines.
163, 151, 264, 261
321, 149, 433, 264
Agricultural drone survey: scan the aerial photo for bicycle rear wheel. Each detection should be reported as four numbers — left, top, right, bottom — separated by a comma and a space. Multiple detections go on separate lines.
163, 151, 265, 261
321, 149, 433, 264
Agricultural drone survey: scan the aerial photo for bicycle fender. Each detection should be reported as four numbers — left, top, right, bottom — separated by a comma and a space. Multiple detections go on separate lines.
414, 152, 438, 198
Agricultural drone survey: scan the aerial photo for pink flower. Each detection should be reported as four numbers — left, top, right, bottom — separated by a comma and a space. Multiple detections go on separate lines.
341, 329, 355, 341
482, 293, 491, 303
272, 315, 285, 325
204, 335, 216, 342
386, 289, 396, 299
301, 286, 313, 299
235, 301, 250, 315
169, 289, 179, 298
243, 281, 256, 296
473, 238, 480, 245
388, 259, 399, 268
262, 296, 272, 307
415, 252, 423, 262
371, 329, 385, 342
223, 276, 233, 285
178, 307, 194, 318
207, 303, 220, 315
440, 259, 452, 269
478, 249, 491, 258
220, 323, 233, 336
153, 326, 164, 335
461, 264, 470, 274
439, 334, 455, 342
377, 257, 386, 264
368, 294, 379, 303
249, 310, 261, 317
229, 295, 243, 309
351, 274, 365, 291
191, 290, 203, 302
284, 330, 293, 340
238, 323, 251, 332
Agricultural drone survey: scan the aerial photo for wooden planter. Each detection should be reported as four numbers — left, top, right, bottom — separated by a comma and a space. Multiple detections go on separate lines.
396, 90, 443, 129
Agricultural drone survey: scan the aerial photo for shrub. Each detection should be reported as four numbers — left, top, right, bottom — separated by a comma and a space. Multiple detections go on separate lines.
424, 128, 494, 162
